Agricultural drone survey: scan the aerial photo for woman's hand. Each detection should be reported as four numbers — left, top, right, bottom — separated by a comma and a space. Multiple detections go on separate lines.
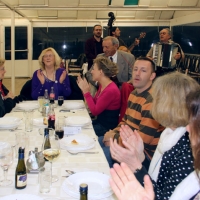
110, 162, 154, 200
59, 70, 67, 84
4, 91, 14, 99
120, 125, 145, 162
110, 138, 142, 173
77, 75, 90, 94
37, 70, 45, 85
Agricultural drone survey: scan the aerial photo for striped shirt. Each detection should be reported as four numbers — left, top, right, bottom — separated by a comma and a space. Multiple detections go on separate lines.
114, 86, 164, 159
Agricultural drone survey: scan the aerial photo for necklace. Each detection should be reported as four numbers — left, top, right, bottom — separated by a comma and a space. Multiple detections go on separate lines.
45, 70, 55, 82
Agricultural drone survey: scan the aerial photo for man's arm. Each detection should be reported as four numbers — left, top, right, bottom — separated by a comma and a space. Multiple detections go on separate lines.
0, 94, 6, 117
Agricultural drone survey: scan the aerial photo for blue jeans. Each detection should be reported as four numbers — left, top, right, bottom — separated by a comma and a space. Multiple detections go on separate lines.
98, 136, 114, 168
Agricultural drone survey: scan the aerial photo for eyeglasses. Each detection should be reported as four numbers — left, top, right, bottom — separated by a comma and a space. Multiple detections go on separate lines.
43, 54, 54, 58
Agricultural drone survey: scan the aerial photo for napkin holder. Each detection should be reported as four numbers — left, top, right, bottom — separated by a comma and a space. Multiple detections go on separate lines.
26, 150, 45, 174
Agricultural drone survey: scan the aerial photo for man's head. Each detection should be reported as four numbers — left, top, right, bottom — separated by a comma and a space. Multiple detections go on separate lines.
111, 27, 121, 38
159, 28, 171, 43
132, 57, 156, 93
102, 36, 119, 57
93, 25, 102, 38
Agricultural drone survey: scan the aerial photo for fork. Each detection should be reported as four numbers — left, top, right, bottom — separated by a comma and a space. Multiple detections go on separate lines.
67, 151, 99, 155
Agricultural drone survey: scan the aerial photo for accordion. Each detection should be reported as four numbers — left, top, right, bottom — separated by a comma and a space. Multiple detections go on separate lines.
152, 43, 179, 69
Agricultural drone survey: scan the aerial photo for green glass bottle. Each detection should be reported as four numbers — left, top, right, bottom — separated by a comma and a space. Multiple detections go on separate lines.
43, 128, 51, 161
15, 147, 27, 189
80, 183, 88, 200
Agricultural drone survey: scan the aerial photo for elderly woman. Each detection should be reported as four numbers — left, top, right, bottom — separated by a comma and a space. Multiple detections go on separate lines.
109, 87, 200, 200
109, 72, 200, 199
31, 47, 71, 100
0, 58, 24, 117
77, 56, 121, 137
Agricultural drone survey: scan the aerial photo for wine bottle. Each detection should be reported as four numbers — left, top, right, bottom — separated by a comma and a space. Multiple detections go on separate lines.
15, 147, 27, 189
48, 103, 55, 130
80, 183, 88, 200
49, 87, 55, 104
43, 128, 51, 161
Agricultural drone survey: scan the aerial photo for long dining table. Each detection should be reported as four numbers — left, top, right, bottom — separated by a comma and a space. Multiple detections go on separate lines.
0, 100, 117, 200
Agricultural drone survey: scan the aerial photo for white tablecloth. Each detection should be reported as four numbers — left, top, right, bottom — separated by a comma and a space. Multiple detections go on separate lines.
0, 100, 116, 200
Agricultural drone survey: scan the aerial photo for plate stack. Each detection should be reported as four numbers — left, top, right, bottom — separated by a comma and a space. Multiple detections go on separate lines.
62, 171, 113, 199
62, 101, 85, 110
16, 102, 39, 111
0, 117, 21, 130
60, 133, 95, 152
65, 116, 91, 127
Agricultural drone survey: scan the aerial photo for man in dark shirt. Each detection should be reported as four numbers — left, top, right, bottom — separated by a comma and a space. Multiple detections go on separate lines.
85, 25, 103, 70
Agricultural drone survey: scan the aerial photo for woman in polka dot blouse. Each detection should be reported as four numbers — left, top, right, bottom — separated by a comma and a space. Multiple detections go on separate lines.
110, 72, 200, 199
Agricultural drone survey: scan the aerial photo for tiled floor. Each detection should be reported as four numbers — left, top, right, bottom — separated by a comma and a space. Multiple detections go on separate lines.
3, 78, 30, 96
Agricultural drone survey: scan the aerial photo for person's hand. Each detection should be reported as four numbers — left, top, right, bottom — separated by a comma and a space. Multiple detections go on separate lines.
77, 75, 90, 94
4, 91, 14, 99
59, 70, 67, 84
174, 52, 181, 60
103, 130, 116, 146
110, 162, 154, 200
110, 138, 142, 172
120, 125, 145, 162
37, 70, 45, 85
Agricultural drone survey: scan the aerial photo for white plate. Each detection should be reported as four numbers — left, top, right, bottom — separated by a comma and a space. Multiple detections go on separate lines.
62, 171, 112, 199
16, 102, 39, 110
62, 102, 85, 110
65, 116, 91, 127
32, 118, 47, 127
60, 133, 95, 151
0, 194, 43, 200
0, 117, 21, 128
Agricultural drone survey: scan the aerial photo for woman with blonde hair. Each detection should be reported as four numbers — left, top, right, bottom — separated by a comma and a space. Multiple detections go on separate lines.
77, 56, 121, 137
31, 47, 71, 100
110, 72, 200, 199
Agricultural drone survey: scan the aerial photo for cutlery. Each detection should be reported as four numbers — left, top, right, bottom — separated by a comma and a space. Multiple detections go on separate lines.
67, 151, 99, 155
65, 170, 75, 174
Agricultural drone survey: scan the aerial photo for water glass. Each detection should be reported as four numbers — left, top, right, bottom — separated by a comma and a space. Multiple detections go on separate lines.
39, 162, 51, 193
24, 110, 33, 132
58, 96, 64, 106
55, 116, 65, 139
38, 96, 44, 112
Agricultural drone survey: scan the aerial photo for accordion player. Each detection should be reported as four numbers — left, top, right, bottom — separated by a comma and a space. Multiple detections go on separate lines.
152, 43, 180, 69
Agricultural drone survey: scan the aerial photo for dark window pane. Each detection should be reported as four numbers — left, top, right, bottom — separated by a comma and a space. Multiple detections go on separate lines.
33, 27, 93, 60
5, 26, 27, 60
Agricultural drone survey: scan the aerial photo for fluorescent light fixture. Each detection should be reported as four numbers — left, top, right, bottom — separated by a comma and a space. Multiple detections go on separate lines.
19, 4, 48, 7
38, 16, 58, 19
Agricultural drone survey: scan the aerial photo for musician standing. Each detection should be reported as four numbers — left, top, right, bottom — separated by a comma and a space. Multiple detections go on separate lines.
85, 25, 103, 70
111, 27, 140, 52
146, 28, 184, 76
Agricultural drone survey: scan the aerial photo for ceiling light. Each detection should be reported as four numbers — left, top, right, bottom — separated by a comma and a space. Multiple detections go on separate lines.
38, 16, 58, 19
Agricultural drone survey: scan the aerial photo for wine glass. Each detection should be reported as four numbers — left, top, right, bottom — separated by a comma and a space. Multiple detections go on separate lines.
42, 133, 60, 183
0, 142, 13, 186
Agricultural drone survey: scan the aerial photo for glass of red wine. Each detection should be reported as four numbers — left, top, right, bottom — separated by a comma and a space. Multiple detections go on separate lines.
55, 116, 65, 139
58, 96, 64, 106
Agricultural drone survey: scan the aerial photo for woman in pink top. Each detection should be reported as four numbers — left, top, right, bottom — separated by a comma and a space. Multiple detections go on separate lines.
77, 56, 121, 136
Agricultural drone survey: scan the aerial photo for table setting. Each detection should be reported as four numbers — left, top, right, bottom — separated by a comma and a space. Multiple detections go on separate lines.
0, 100, 116, 200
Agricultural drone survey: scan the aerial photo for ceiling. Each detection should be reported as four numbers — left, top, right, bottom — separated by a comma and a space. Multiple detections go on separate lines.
0, 0, 200, 24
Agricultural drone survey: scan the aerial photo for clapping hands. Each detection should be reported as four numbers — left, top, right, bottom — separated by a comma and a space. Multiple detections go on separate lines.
76, 75, 90, 94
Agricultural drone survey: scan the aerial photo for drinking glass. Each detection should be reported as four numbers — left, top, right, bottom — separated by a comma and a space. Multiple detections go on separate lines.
58, 96, 64, 106
38, 96, 44, 112
55, 116, 65, 139
0, 142, 13, 186
42, 134, 60, 183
